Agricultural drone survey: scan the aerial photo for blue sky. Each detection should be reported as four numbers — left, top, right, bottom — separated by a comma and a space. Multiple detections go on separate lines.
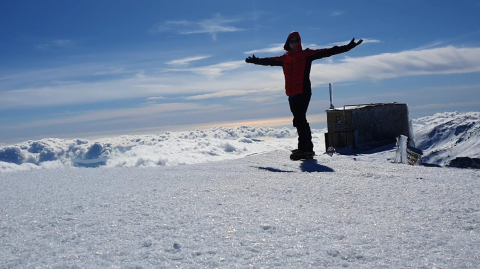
1, 0, 480, 143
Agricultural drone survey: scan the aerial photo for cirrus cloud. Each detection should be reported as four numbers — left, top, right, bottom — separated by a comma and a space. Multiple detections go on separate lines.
2, 46, 480, 110
309, 46, 480, 86
149, 13, 244, 41
166, 55, 211, 66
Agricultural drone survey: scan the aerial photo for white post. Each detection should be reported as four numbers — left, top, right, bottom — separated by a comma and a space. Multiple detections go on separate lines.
395, 135, 408, 164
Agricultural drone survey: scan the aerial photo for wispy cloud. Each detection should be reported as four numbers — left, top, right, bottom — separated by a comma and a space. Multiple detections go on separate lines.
163, 60, 245, 78
185, 90, 255, 100
3, 46, 480, 110
166, 55, 211, 66
146, 96, 165, 100
51, 80, 80, 85
7, 103, 226, 129
410, 100, 480, 111
184, 86, 283, 101
422, 83, 480, 92
245, 44, 284, 55
413, 41, 445, 51
0, 77, 171, 110
331, 11, 344, 16
3, 45, 480, 141
309, 46, 480, 85
329, 38, 381, 46
94, 67, 130, 76
35, 39, 73, 49
150, 13, 244, 40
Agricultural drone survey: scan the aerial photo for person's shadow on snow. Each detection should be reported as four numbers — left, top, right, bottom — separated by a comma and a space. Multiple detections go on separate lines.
300, 159, 335, 173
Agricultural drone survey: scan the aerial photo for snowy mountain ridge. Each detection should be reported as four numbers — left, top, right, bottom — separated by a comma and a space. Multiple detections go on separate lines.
413, 111, 480, 166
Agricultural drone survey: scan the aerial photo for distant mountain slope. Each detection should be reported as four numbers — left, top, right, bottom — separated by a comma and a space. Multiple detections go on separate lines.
413, 112, 480, 166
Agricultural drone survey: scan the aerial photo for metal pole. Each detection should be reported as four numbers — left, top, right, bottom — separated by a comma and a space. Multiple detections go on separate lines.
329, 83, 334, 109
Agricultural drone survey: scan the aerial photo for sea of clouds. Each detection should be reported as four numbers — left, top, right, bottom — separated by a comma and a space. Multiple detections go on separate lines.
0, 127, 303, 172
1, 112, 479, 172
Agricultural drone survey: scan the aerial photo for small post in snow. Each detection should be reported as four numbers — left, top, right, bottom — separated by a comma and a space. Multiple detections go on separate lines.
394, 135, 408, 164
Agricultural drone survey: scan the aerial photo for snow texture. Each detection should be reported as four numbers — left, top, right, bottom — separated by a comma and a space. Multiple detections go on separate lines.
1, 150, 479, 268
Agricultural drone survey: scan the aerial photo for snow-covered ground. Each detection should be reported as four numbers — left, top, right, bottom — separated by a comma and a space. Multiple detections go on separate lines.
1, 112, 479, 268
1, 151, 479, 268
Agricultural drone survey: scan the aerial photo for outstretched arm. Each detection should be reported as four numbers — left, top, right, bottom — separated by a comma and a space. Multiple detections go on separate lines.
310, 38, 363, 60
245, 54, 283, 67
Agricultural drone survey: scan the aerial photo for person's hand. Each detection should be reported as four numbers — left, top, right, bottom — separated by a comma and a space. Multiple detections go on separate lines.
348, 38, 363, 49
245, 54, 258, 63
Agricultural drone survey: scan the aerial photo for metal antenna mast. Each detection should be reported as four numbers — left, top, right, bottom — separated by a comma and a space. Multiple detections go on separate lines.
329, 83, 334, 109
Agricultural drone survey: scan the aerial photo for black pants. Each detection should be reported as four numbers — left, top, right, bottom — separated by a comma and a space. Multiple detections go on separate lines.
288, 94, 313, 152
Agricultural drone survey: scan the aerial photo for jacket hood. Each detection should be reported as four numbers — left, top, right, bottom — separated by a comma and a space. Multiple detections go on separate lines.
283, 31, 302, 51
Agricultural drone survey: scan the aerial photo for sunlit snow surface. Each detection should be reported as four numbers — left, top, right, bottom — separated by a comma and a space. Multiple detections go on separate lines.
1, 151, 479, 268
1, 112, 480, 268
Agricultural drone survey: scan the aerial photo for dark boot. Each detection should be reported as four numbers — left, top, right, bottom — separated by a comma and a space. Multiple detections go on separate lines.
290, 150, 315, 161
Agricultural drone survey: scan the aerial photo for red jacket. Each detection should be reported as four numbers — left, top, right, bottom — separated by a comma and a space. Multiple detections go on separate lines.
254, 31, 355, 96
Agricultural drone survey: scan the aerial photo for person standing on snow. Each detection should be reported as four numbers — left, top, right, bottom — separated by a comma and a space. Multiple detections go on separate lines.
245, 31, 362, 160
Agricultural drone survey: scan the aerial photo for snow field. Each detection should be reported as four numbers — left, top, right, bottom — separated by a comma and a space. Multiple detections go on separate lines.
1, 151, 479, 268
